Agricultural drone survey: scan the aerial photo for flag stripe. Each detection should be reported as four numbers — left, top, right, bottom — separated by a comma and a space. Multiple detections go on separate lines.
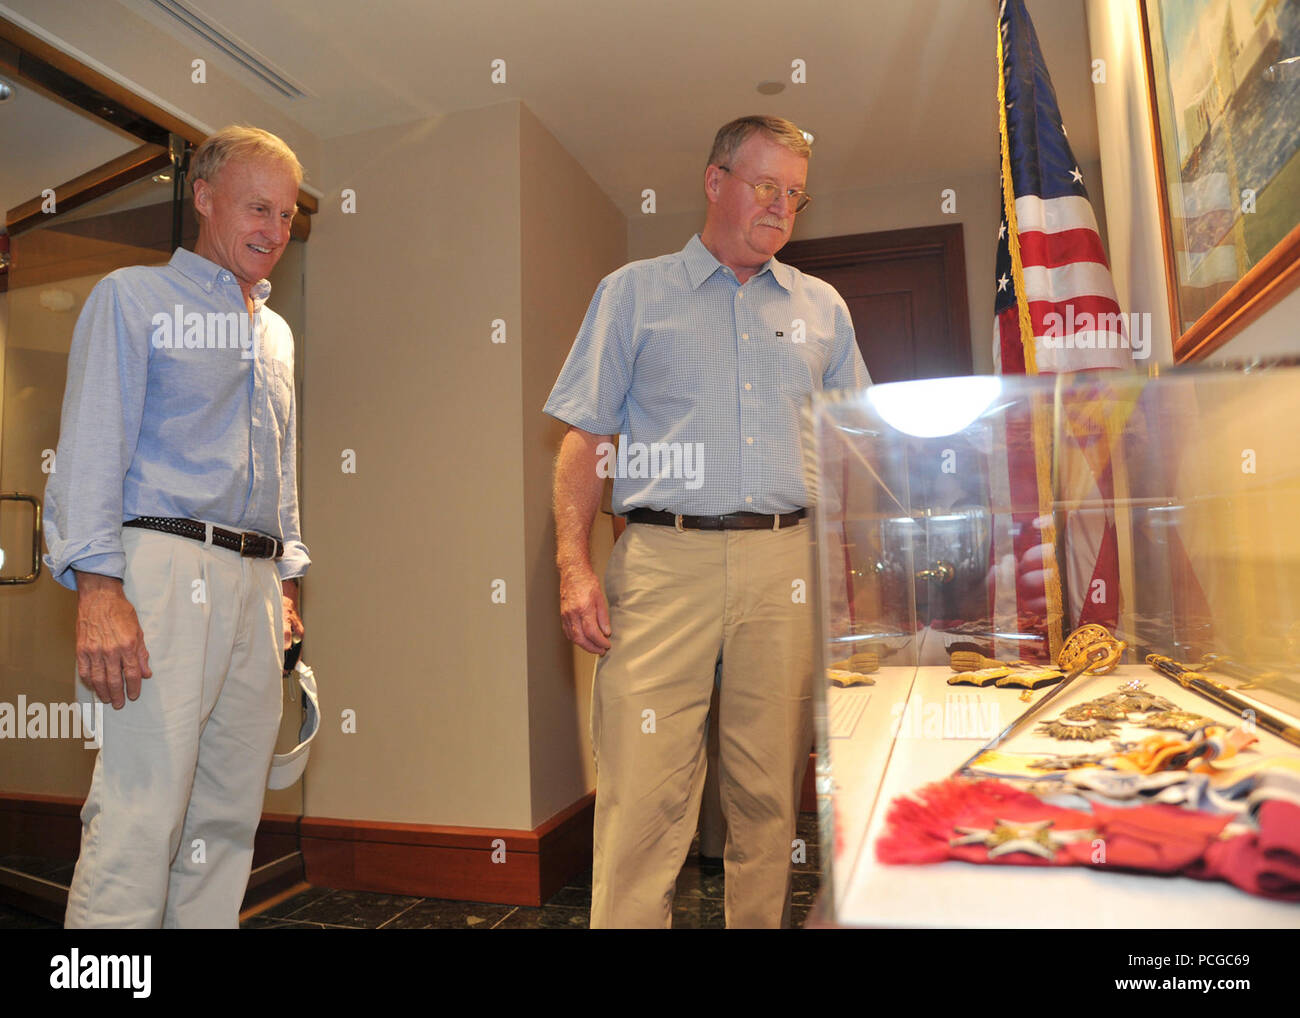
997, 305, 1025, 374
1013, 193, 1101, 236
1019, 262, 1120, 304
1027, 294, 1124, 336
1018, 227, 1109, 270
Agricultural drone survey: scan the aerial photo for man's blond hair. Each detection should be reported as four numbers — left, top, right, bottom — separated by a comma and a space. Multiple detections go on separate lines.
191, 125, 303, 188
706, 115, 810, 169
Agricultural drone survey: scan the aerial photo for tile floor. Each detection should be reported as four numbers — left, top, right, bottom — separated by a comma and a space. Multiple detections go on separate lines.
0, 813, 821, 930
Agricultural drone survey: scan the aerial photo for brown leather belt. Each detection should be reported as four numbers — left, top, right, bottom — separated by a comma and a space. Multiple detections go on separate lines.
124, 516, 284, 559
625, 508, 806, 531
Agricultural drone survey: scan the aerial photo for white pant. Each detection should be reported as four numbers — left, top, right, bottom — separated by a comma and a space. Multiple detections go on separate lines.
65, 527, 284, 929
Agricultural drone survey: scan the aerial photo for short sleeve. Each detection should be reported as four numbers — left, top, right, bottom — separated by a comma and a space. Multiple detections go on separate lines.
542, 272, 635, 434
822, 293, 871, 392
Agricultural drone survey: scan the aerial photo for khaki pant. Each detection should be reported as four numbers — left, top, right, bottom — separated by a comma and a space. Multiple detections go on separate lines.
591, 521, 815, 928
65, 527, 284, 929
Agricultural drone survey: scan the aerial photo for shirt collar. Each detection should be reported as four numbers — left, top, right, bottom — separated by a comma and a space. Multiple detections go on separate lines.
682, 234, 793, 292
169, 247, 273, 308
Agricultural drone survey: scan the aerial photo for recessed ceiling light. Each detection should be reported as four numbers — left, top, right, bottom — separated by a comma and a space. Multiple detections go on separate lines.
757, 80, 785, 95
801, 129, 815, 146
153, 173, 173, 183
0, 79, 14, 103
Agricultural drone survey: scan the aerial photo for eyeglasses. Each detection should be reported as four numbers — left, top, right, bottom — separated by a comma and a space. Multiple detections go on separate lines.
719, 165, 812, 213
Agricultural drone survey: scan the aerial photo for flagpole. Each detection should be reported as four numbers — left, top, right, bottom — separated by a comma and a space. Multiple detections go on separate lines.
997, 1, 1065, 661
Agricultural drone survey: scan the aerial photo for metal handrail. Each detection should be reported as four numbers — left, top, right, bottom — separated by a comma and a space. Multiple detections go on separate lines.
0, 492, 42, 584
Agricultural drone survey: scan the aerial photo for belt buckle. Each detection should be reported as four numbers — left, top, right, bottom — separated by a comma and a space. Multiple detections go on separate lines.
239, 532, 249, 556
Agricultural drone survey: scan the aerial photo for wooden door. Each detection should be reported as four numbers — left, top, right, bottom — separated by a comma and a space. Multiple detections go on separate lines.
781, 224, 973, 383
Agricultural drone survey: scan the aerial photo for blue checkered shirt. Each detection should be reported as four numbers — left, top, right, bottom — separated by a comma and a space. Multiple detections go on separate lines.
544, 234, 870, 515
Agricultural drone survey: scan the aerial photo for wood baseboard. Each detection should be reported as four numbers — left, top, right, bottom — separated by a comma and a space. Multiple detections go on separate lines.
241, 852, 306, 912
299, 763, 815, 909
5, 757, 811, 914
0, 792, 306, 920
0, 793, 303, 869
0, 793, 82, 861
299, 793, 595, 907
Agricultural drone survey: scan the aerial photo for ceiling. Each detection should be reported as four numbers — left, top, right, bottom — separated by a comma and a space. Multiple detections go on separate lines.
107, 0, 1103, 217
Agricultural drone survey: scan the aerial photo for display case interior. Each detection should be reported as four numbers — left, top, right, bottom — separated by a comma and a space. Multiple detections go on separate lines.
808, 366, 1300, 927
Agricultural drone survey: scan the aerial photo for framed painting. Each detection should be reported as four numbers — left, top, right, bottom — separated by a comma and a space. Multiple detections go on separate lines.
1139, 0, 1300, 361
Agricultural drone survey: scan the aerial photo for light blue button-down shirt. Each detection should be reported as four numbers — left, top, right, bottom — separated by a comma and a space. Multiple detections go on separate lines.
43, 247, 309, 590
544, 234, 871, 515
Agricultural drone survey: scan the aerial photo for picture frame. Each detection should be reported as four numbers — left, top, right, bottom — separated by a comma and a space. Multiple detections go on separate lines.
1139, 0, 1300, 362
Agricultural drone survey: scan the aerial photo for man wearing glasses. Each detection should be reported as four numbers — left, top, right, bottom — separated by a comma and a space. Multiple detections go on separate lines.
545, 115, 870, 927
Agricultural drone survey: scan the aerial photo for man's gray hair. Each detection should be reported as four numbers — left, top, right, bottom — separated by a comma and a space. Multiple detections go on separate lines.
706, 115, 810, 169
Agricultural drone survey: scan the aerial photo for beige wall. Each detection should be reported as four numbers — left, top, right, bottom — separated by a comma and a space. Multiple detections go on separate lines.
519, 105, 625, 824
1086, 0, 1175, 366
629, 163, 1106, 377
301, 101, 625, 830
1209, 285, 1300, 362
1085, 0, 1300, 366
301, 103, 529, 828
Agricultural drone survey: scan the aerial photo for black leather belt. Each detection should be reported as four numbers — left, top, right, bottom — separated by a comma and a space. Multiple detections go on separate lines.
123, 516, 284, 559
625, 508, 806, 531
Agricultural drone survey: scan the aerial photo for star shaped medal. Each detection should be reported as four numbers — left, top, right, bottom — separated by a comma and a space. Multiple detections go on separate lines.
950, 819, 1070, 860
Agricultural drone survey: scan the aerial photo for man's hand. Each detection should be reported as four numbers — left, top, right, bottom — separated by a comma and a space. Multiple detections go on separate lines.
282, 578, 304, 651
560, 564, 612, 655
74, 571, 152, 710
553, 427, 614, 655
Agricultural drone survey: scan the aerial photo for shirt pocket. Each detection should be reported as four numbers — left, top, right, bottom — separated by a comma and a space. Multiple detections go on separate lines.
772, 336, 822, 399
267, 359, 294, 433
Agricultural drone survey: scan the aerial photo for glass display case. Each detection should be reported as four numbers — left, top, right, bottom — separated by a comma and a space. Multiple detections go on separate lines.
808, 365, 1300, 927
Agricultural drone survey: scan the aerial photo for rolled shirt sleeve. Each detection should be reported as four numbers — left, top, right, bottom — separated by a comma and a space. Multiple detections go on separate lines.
276, 356, 309, 582
42, 276, 149, 591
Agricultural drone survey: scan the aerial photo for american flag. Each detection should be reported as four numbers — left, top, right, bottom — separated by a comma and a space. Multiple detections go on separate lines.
993, 0, 1132, 374
990, 0, 1135, 659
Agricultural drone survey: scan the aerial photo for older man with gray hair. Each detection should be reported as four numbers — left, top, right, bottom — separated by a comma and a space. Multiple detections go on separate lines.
45, 125, 309, 928
546, 115, 870, 927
